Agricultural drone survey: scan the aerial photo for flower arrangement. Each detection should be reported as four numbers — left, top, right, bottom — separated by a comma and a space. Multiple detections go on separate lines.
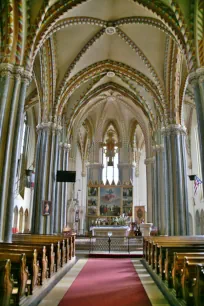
113, 215, 129, 226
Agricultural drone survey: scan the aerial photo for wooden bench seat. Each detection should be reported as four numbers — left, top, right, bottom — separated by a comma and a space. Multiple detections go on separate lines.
192, 264, 204, 306
0, 243, 48, 285
0, 259, 13, 306
144, 236, 204, 263
181, 257, 204, 306
172, 252, 204, 297
13, 236, 62, 272
0, 252, 28, 304
155, 243, 204, 278
12, 234, 75, 269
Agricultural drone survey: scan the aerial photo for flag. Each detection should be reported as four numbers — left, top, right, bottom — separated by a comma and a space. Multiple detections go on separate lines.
194, 175, 203, 195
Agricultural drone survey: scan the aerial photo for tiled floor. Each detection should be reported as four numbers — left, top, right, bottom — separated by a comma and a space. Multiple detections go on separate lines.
39, 258, 170, 306
132, 259, 170, 306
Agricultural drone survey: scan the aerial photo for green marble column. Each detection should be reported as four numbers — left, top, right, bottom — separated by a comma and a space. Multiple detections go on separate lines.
0, 65, 31, 242
144, 157, 154, 223
162, 125, 189, 236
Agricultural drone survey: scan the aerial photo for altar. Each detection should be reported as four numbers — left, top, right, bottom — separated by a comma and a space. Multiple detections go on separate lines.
90, 226, 130, 237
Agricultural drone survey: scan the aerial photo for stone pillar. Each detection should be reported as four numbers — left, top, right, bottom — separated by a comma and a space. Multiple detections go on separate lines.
0, 65, 31, 242
144, 157, 154, 223
31, 123, 61, 234
87, 163, 103, 183
62, 144, 71, 229
118, 163, 133, 184
189, 69, 204, 194
152, 145, 166, 234
162, 125, 189, 236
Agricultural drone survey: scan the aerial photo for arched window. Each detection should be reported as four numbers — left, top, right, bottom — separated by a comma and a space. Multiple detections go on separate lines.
13, 206, 18, 230
19, 207, 24, 233
102, 125, 119, 184
24, 209, 29, 233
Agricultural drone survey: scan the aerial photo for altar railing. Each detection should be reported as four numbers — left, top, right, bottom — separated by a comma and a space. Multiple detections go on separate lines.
76, 236, 143, 254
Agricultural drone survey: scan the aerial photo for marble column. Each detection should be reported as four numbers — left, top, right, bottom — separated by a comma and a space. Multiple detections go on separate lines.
189, 68, 204, 194
152, 145, 166, 234
0, 65, 31, 242
162, 125, 189, 236
144, 157, 154, 223
62, 144, 71, 229
31, 123, 61, 234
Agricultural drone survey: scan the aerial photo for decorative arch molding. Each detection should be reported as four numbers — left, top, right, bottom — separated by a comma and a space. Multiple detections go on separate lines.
102, 120, 120, 143
129, 120, 139, 145
71, 85, 151, 158
67, 82, 156, 138
24, 0, 195, 71
57, 60, 165, 119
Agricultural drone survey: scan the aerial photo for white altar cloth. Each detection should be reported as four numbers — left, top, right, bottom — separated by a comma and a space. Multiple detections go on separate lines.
90, 226, 130, 237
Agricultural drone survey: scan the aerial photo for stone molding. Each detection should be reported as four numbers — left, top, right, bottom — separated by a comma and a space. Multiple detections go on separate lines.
161, 124, 187, 136
59, 142, 71, 151
144, 157, 155, 165
36, 122, 62, 133
188, 68, 204, 87
86, 162, 104, 169
117, 163, 133, 168
152, 144, 164, 152
0, 63, 32, 84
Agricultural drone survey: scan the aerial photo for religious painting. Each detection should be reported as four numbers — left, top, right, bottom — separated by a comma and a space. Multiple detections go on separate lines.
123, 187, 133, 198
88, 187, 98, 196
87, 206, 97, 216
88, 198, 97, 206
100, 187, 121, 216
135, 206, 145, 224
123, 200, 133, 217
42, 200, 51, 216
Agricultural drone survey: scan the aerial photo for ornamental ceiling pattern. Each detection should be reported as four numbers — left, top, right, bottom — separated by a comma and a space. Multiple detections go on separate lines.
0, 0, 203, 153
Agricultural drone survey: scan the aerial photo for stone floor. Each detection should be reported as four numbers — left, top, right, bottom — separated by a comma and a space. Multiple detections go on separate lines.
38, 258, 170, 306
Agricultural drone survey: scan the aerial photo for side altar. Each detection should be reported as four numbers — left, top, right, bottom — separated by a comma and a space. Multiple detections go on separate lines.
90, 226, 130, 237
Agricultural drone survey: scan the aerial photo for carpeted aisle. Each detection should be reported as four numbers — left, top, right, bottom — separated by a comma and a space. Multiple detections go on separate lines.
58, 258, 152, 306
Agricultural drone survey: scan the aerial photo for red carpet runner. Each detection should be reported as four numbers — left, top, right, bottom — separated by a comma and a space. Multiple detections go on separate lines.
58, 259, 152, 306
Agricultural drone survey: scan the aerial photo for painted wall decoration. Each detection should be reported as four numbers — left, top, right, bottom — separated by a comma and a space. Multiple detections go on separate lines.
100, 187, 121, 216
134, 206, 145, 224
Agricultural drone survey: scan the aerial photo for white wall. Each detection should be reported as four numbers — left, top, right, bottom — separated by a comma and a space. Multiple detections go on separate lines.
188, 110, 204, 234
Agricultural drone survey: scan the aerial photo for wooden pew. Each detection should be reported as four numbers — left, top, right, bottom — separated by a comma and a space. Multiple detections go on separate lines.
172, 252, 204, 297
0, 253, 28, 304
13, 235, 62, 271
181, 257, 204, 306
144, 236, 204, 264
0, 259, 13, 306
193, 264, 204, 306
0, 243, 48, 285
13, 233, 76, 265
155, 243, 204, 278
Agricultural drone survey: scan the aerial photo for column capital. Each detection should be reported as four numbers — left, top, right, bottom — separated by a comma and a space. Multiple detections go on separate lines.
117, 162, 133, 169
86, 162, 104, 169
152, 144, 164, 152
36, 122, 62, 133
0, 63, 32, 83
144, 157, 155, 165
161, 124, 186, 136
59, 142, 71, 151
188, 68, 204, 87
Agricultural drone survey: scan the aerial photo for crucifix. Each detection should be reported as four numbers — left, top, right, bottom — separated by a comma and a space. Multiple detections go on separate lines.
100, 129, 121, 166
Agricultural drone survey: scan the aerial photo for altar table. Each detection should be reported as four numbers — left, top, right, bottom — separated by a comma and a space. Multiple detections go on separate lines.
90, 226, 130, 237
